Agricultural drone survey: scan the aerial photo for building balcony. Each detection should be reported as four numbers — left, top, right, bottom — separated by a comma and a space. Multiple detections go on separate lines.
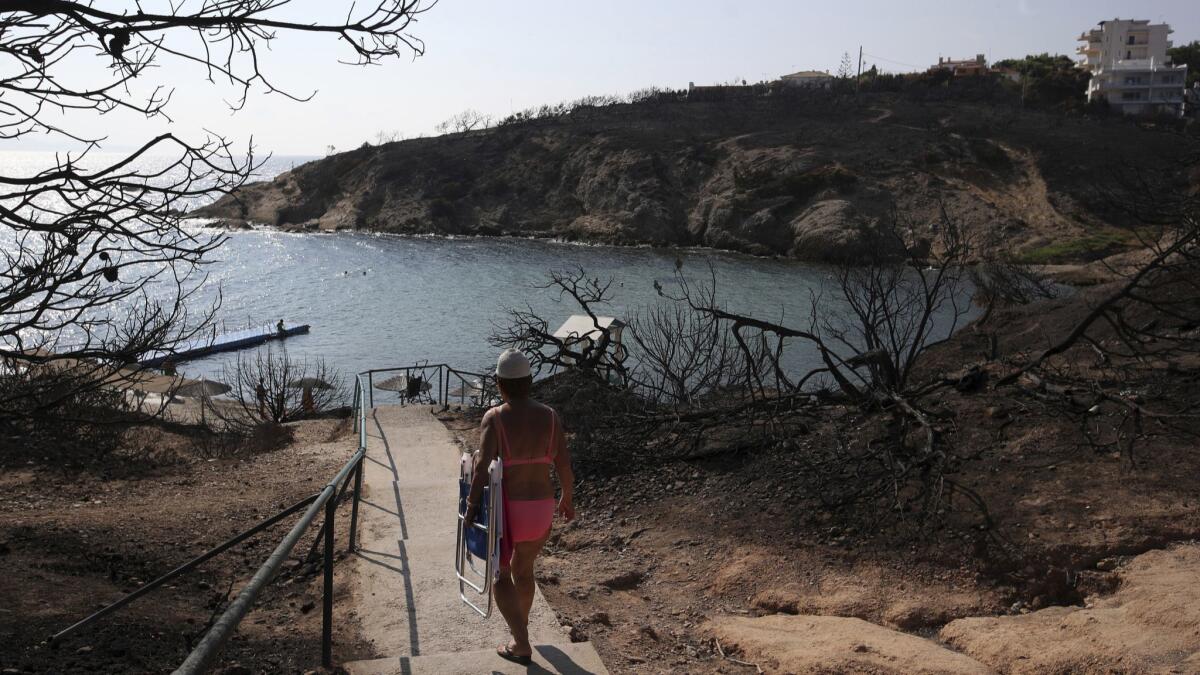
1092, 79, 1187, 94
1096, 59, 1187, 73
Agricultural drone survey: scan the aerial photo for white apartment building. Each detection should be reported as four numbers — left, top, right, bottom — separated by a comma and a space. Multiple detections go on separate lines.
1077, 18, 1188, 116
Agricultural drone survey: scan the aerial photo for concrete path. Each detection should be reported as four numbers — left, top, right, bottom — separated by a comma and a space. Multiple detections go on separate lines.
342, 404, 607, 675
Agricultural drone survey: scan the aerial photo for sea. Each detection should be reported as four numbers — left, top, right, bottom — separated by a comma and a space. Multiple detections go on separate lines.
1, 151, 976, 393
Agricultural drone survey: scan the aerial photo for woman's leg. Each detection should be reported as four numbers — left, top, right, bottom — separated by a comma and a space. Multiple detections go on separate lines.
493, 531, 549, 656
511, 533, 549, 628
492, 567, 524, 651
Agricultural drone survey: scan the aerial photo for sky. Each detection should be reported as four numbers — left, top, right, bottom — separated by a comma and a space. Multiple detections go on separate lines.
13, 0, 1200, 156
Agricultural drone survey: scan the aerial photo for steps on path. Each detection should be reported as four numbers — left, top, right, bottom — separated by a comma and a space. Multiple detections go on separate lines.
345, 643, 608, 675
343, 404, 607, 675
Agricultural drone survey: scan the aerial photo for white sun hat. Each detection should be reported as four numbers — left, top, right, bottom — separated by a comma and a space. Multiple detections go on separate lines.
495, 348, 532, 379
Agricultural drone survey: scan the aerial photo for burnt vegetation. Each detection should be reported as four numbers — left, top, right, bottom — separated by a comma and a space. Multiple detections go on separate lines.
494, 211, 980, 526
494, 155, 1200, 546
206, 347, 346, 431
993, 163, 1200, 465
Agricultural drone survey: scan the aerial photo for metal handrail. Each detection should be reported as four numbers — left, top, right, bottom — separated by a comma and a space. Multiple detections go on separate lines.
177, 362, 500, 669
175, 374, 372, 673
175, 446, 365, 674
50, 494, 320, 643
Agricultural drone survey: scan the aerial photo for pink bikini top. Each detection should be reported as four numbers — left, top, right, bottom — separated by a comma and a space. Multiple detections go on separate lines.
492, 407, 556, 466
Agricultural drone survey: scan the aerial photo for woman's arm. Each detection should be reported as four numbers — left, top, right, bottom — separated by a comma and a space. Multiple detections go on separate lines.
551, 411, 575, 522
464, 410, 498, 525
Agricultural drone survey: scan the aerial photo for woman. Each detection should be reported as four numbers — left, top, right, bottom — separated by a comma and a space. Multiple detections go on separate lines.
464, 348, 575, 665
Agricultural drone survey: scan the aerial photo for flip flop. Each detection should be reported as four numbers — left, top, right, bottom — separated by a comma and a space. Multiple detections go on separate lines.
497, 644, 532, 666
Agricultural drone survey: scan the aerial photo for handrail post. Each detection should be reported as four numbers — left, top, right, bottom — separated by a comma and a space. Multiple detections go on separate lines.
348, 457, 364, 552
322, 496, 335, 668
367, 371, 374, 408
352, 378, 361, 433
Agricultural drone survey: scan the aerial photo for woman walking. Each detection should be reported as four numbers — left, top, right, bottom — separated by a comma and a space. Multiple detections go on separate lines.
464, 349, 575, 665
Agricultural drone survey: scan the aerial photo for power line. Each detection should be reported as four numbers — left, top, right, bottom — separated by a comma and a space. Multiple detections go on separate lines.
862, 52, 923, 70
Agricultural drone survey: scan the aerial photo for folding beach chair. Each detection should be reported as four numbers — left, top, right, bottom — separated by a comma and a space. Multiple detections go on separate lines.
455, 452, 503, 617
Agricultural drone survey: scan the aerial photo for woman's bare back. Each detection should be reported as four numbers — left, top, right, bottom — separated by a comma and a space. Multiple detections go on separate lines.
488, 401, 558, 501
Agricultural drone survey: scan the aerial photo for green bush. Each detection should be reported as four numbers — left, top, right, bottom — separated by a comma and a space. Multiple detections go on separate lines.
1018, 229, 1138, 264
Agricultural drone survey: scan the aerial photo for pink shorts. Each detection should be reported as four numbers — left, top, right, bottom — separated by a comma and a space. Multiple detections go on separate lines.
506, 498, 555, 542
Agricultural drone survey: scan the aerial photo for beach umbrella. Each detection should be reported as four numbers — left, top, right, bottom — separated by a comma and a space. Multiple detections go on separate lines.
0, 346, 53, 361
174, 377, 230, 426
176, 378, 232, 397
287, 377, 335, 390
108, 368, 185, 395
26, 356, 88, 376
374, 374, 433, 397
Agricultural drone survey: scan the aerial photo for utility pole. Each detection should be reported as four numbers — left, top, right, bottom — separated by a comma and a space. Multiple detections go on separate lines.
856, 45, 863, 96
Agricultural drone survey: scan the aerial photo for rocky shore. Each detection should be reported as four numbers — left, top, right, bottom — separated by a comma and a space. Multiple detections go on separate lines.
194, 93, 1192, 264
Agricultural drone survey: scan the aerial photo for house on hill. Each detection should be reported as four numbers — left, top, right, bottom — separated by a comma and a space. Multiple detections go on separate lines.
929, 55, 989, 77
1077, 18, 1188, 116
779, 70, 834, 89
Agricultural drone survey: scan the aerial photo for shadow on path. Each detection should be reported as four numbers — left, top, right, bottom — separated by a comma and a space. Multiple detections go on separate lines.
359, 498, 401, 518
357, 541, 421, 656
370, 410, 409, 540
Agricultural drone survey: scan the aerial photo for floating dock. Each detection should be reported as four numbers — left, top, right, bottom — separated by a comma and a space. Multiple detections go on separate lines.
140, 322, 310, 366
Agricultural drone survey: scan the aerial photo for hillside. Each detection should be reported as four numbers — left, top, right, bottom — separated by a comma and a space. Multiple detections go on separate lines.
196, 92, 1199, 263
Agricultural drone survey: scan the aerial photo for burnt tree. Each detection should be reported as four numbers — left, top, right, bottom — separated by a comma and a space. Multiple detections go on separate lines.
0, 1, 430, 423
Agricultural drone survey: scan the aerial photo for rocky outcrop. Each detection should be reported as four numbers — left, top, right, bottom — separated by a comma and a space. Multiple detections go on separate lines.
204, 218, 253, 231
709, 614, 992, 674
940, 544, 1200, 674
788, 199, 903, 261
194, 96, 1196, 262
705, 545, 1200, 673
